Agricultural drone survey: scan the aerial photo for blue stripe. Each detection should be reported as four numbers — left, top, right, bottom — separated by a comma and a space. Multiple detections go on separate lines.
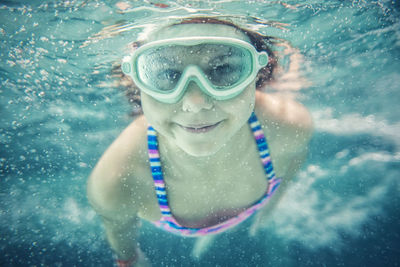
156, 194, 167, 199
206, 225, 223, 233
260, 152, 271, 159
270, 181, 280, 193
148, 135, 157, 141
258, 143, 268, 151
257, 141, 266, 147
264, 164, 273, 173
148, 140, 158, 146
255, 137, 266, 144
150, 158, 160, 162
164, 221, 187, 230
152, 173, 162, 178
248, 112, 257, 123
155, 186, 165, 191
158, 198, 168, 204
151, 166, 161, 172
148, 144, 158, 150
264, 161, 272, 169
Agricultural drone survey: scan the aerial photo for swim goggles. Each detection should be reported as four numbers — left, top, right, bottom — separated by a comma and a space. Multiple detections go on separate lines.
122, 36, 269, 103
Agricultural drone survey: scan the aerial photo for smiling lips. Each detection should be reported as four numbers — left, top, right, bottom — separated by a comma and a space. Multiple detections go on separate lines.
178, 121, 222, 133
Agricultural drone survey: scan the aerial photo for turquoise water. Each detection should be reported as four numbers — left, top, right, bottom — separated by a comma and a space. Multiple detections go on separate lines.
1, 0, 399, 266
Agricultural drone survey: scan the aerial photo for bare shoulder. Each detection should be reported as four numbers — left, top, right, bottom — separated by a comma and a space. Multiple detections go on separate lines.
255, 91, 313, 152
87, 115, 152, 220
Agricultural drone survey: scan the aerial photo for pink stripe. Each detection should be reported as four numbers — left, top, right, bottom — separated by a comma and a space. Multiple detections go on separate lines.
148, 149, 159, 154
164, 195, 272, 235
154, 181, 165, 187
152, 221, 162, 227
267, 179, 280, 194
251, 203, 262, 210
154, 181, 280, 236
196, 229, 210, 235
254, 130, 264, 138
261, 156, 271, 165
181, 229, 192, 235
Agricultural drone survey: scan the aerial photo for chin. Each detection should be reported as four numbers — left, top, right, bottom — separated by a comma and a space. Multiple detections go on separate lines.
178, 142, 224, 157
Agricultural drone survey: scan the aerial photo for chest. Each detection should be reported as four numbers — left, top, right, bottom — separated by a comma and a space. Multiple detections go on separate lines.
162, 152, 269, 228
139, 140, 288, 226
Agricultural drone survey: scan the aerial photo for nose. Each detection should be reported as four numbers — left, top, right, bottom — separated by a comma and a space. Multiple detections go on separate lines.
181, 81, 213, 113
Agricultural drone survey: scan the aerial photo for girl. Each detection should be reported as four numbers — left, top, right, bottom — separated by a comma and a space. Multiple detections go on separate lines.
88, 17, 313, 266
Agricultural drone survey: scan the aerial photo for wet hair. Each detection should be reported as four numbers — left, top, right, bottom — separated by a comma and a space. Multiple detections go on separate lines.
113, 17, 279, 116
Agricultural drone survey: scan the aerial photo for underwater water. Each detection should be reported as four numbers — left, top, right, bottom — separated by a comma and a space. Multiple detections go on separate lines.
1, 0, 400, 266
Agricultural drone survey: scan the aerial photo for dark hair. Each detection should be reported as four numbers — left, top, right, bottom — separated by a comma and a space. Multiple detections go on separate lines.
114, 17, 279, 116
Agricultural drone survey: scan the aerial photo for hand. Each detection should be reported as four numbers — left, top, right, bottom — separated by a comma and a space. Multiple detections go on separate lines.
115, 248, 151, 267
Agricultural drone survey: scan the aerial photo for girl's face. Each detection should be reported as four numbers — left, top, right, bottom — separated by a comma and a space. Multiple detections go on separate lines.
141, 23, 256, 157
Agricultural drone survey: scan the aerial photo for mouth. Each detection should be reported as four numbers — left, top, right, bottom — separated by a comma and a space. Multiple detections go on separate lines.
177, 121, 222, 133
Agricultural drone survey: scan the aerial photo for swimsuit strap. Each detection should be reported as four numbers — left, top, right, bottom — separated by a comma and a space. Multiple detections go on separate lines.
248, 112, 276, 181
147, 127, 171, 217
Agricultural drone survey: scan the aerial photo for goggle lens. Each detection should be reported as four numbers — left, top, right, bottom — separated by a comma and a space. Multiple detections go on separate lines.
136, 43, 252, 92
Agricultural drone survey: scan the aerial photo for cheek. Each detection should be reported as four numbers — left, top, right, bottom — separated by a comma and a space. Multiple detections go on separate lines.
141, 93, 168, 124
141, 92, 178, 134
215, 83, 255, 136
223, 83, 256, 114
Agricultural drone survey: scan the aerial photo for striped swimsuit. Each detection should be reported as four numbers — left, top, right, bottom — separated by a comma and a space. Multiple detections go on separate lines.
147, 112, 281, 237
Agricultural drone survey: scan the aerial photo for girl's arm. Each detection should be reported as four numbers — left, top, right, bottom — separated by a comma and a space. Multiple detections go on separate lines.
87, 163, 150, 266
250, 92, 313, 235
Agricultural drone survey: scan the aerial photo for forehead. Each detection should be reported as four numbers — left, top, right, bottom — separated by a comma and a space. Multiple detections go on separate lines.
147, 23, 251, 43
